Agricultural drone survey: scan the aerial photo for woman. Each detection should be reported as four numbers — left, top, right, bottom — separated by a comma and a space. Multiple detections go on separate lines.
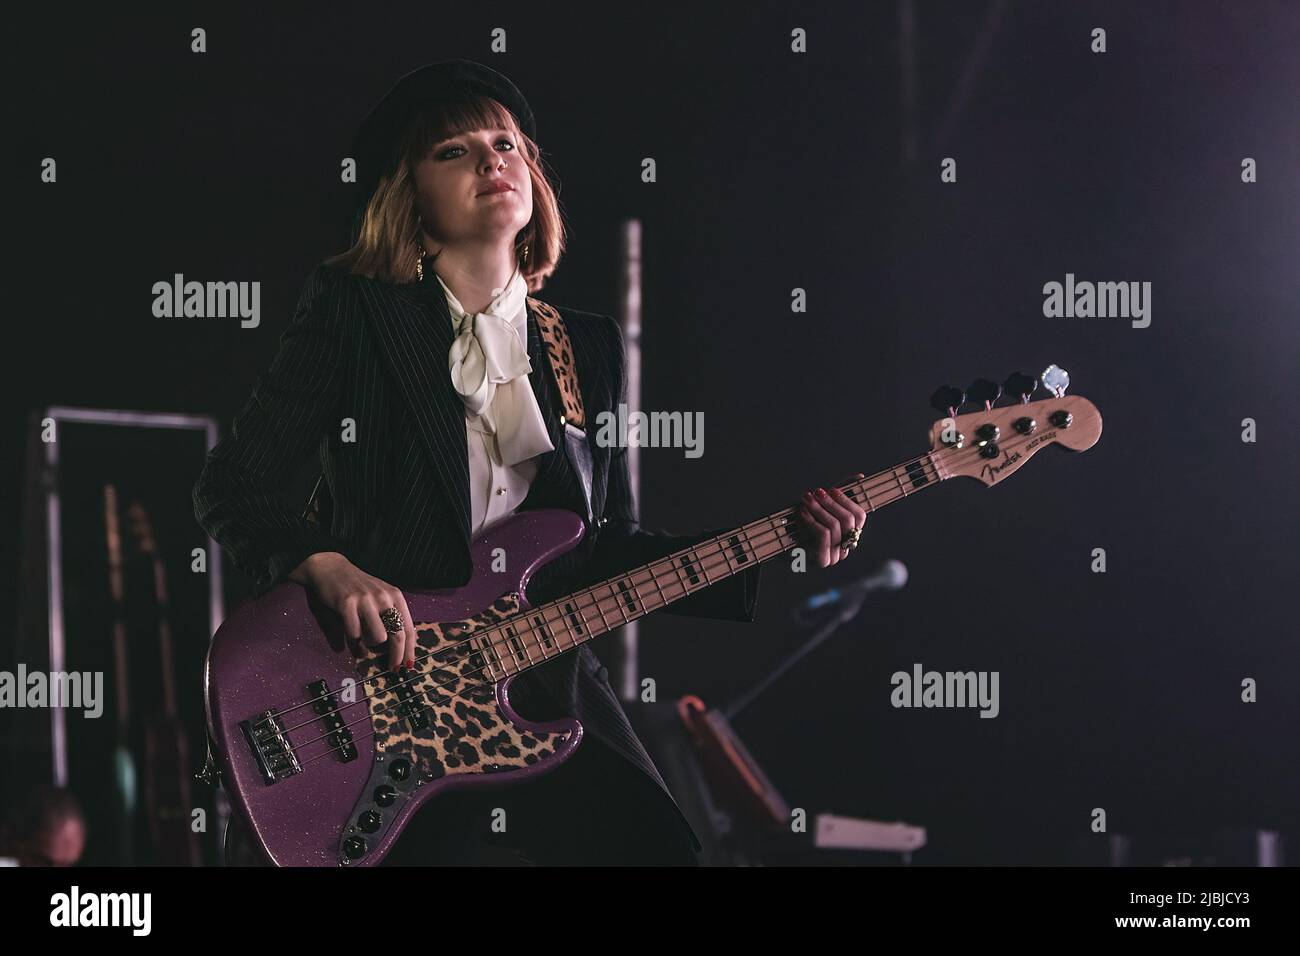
193, 60, 867, 866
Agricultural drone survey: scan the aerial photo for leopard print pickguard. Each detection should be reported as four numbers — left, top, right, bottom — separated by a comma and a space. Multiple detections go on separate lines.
361, 593, 572, 777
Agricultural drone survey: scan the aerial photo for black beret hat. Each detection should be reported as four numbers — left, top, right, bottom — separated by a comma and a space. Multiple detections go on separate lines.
347, 59, 535, 245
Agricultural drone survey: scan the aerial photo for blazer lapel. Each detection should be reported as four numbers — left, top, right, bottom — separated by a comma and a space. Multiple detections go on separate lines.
364, 277, 473, 550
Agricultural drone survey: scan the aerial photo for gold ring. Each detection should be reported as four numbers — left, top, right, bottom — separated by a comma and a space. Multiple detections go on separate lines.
380, 607, 404, 634
839, 527, 862, 551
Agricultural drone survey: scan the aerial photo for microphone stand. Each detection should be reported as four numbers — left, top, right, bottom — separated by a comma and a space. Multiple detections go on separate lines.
722, 592, 871, 722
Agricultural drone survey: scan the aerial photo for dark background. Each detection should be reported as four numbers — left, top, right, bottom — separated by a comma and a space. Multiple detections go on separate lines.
7, 1, 1298, 864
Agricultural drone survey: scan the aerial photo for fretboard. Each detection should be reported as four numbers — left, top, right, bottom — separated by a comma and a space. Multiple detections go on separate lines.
468, 452, 946, 681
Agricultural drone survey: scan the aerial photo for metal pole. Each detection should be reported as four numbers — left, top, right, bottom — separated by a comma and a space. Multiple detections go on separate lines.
615, 219, 642, 702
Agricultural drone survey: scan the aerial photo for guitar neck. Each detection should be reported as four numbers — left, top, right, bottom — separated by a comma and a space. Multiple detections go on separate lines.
474, 450, 947, 680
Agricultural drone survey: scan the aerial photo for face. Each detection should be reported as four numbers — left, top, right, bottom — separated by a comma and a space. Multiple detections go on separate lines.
46, 816, 85, 866
412, 126, 533, 250
20, 816, 85, 866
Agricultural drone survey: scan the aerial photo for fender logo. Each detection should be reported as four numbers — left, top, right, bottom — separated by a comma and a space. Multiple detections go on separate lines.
980, 450, 1021, 482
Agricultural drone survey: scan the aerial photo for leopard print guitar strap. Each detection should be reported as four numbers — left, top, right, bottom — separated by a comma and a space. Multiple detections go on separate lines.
527, 296, 586, 431
527, 296, 596, 523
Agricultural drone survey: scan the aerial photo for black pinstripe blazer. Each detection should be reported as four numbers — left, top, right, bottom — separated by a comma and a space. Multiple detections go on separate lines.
193, 261, 763, 853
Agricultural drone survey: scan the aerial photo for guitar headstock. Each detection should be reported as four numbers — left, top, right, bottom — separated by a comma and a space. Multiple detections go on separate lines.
926, 366, 1102, 487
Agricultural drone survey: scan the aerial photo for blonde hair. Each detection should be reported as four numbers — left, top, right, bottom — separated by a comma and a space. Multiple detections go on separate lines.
325, 95, 566, 291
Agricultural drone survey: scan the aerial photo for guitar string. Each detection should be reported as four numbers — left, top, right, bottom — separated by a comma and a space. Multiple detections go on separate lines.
261, 463, 915, 749
287, 509, 850, 767
268, 420, 1049, 750
277, 425, 1054, 762
270, 454, 945, 754
291, 423, 1055, 768
270, 420, 1050, 756
260, 449, 940, 742
260, 450, 938, 733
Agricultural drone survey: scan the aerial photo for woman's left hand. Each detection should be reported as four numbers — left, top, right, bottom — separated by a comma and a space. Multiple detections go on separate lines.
795, 474, 868, 568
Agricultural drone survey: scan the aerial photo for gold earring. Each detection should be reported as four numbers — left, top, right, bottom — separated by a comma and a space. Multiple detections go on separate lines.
415, 219, 428, 282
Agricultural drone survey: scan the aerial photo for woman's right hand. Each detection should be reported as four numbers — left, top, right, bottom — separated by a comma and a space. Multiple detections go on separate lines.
289, 552, 417, 671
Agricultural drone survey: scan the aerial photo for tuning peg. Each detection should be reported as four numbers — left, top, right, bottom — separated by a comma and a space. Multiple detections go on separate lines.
929, 385, 966, 417
1003, 372, 1038, 403
1041, 363, 1070, 397
965, 379, 1002, 410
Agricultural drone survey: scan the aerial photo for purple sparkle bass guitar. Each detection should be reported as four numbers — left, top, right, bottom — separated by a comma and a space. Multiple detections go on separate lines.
202, 379, 1101, 865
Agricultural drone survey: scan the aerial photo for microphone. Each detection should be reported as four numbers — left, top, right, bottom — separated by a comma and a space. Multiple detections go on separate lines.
796, 560, 909, 614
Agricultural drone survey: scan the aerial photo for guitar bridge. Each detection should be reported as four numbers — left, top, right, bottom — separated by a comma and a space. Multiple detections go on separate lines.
240, 710, 302, 784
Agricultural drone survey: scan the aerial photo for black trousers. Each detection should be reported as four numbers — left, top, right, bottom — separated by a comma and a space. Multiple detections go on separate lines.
380, 730, 699, 867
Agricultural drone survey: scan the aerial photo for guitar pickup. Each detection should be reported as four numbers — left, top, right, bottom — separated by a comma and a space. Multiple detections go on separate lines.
308, 679, 357, 763
240, 710, 302, 784
386, 671, 429, 733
